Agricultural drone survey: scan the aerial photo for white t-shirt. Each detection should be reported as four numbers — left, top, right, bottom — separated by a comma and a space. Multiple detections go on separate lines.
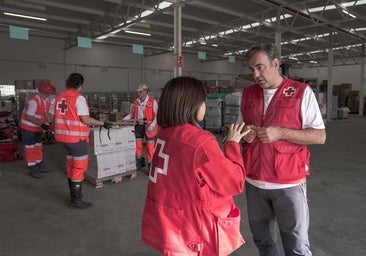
76, 95, 89, 116
26, 97, 49, 116
238, 85, 325, 189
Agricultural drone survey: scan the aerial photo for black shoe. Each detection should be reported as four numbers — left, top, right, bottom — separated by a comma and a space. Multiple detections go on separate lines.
30, 171, 43, 179
28, 165, 43, 179
38, 161, 52, 173
71, 200, 93, 209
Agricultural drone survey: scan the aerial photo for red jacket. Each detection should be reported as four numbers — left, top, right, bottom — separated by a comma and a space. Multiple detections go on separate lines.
142, 124, 245, 256
240, 78, 310, 184
54, 89, 90, 143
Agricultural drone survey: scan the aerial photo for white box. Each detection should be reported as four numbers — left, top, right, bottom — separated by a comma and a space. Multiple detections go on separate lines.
88, 149, 136, 179
90, 126, 135, 155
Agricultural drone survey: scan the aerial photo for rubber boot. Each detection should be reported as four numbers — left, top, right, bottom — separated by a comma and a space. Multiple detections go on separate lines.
146, 161, 152, 175
67, 178, 72, 198
69, 181, 93, 209
68, 178, 82, 199
136, 157, 146, 170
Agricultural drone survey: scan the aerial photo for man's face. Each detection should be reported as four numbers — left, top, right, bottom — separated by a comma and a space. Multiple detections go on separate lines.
40, 92, 51, 99
248, 51, 280, 89
137, 89, 148, 100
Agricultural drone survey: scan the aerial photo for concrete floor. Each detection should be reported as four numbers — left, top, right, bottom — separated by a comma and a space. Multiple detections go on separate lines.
1, 115, 366, 256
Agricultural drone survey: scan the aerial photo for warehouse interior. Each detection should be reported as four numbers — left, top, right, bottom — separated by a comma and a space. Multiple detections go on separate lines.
1, 116, 365, 256
0, 0, 366, 255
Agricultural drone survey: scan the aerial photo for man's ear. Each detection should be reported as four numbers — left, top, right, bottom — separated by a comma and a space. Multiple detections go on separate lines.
273, 58, 280, 70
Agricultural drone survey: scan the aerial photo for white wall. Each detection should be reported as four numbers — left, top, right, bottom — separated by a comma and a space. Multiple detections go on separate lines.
289, 65, 365, 92
0, 33, 242, 93
3, 33, 363, 96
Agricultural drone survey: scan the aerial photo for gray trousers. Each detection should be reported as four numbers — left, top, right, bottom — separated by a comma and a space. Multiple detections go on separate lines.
246, 182, 312, 256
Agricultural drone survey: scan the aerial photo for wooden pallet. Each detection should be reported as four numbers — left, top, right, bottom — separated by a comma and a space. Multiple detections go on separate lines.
85, 170, 137, 188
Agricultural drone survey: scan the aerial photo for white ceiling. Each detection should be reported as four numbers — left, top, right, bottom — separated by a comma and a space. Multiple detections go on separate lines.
0, 0, 365, 68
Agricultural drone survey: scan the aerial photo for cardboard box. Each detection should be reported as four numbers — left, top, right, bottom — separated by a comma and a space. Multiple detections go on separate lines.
88, 148, 136, 179
90, 126, 135, 155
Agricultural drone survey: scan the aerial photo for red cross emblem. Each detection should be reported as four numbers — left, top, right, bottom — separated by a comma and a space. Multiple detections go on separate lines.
149, 138, 169, 183
283, 86, 296, 97
57, 98, 68, 114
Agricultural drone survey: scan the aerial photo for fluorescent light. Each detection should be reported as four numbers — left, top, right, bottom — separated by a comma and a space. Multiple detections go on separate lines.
308, 5, 336, 12
96, 35, 109, 40
3, 12, 46, 21
136, 10, 153, 19
158, 1, 173, 9
309, 1, 366, 13
110, 28, 123, 35
342, 9, 356, 18
212, 44, 218, 47
97, 0, 172, 41
125, 30, 151, 36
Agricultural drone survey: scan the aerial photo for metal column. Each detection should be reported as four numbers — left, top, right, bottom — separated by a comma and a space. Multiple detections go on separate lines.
174, 4, 182, 78
359, 43, 365, 116
327, 33, 334, 122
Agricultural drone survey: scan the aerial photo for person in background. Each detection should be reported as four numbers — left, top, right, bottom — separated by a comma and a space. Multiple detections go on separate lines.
238, 44, 326, 256
20, 81, 56, 179
142, 76, 250, 256
52, 73, 112, 209
123, 84, 158, 172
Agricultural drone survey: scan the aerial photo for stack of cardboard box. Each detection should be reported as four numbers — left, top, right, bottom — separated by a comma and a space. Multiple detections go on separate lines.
86, 126, 136, 185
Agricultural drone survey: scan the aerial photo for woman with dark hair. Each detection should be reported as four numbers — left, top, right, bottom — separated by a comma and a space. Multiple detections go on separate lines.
52, 73, 112, 209
141, 76, 249, 255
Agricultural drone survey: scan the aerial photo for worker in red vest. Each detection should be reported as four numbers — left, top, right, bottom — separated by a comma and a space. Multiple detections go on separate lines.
123, 84, 158, 173
53, 73, 112, 209
20, 81, 56, 179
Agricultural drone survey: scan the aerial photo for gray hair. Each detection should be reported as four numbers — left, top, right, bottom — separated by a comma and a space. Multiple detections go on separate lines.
244, 44, 280, 63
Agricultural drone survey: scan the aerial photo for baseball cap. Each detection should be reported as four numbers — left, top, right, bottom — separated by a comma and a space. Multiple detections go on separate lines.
136, 84, 149, 91
37, 81, 56, 95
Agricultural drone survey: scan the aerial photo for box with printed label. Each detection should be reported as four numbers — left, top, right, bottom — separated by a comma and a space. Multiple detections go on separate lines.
90, 126, 135, 155
88, 149, 136, 179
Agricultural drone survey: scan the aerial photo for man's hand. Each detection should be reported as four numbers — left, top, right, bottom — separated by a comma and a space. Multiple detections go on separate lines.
243, 125, 258, 143
41, 123, 50, 130
103, 121, 113, 129
256, 126, 281, 143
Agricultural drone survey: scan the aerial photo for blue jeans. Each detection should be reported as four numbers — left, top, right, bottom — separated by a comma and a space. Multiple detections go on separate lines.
246, 182, 312, 256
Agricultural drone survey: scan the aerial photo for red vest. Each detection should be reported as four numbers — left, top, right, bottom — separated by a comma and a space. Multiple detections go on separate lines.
142, 124, 245, 255
132, 96, 156, 122
54, 89, 90, 143
132, 96, 158, 137
240, 78, 310, 184
20, 93, 50, 132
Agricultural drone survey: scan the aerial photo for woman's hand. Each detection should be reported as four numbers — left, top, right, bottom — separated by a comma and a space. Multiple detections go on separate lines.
224, 123, 251, 143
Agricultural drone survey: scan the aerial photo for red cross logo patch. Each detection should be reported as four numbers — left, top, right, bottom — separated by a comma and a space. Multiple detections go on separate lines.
283, 86, 296, 97
57, 98, 68, 115
149, 138, 169, 183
